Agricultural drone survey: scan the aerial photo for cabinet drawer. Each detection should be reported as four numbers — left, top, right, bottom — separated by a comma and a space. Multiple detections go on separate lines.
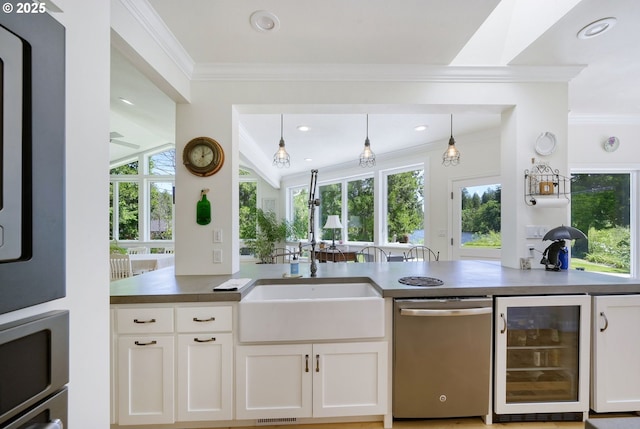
176, 306, 232, 332
116, 308, 174, 334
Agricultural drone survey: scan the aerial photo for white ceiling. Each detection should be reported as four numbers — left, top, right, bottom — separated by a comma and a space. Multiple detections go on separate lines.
110, 0, 640, 177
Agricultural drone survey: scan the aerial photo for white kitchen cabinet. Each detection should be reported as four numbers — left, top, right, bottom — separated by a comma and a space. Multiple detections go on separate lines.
117, 335, 175, 425
236, 342, 387, 420
176, 305, 233, 421
113, 304, 233, 426
591, 294, 640, 412
494, 295, 590, 416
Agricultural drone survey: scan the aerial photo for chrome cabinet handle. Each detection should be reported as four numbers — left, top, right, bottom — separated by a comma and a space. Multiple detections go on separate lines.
400, 307, 492, 317
133, 318, 156, 324
500, 313, 507, 334
193, 317, 215, 322
600, 311, 609, 332
134, 340, 157, 346
305, 354, 309, 372
316, 354, 320, 372
194, 337, 216, 343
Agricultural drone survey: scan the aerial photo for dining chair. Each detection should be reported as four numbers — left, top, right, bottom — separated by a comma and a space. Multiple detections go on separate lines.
127, 246, 148, 255
110, 253, 133, 281
357, 246, 389, 263
404, 245, 440, 262
270, 247, 298, 264
323, 248, 347, 263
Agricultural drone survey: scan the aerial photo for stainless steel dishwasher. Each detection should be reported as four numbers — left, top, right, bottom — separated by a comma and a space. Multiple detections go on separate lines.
393, 297, 493, 418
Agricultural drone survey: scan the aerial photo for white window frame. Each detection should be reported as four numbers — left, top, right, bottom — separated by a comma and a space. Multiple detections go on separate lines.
380, 164, 425, 247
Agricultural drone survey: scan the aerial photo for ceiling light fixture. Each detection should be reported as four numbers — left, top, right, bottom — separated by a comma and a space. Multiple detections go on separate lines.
359, 114, 376, 168
297, 125, 310, 132
577, 17, 617, 40
250, 10, 281, 32
414, 125, 428, 131
442, 114, 460, 167
273, 114, 290, 168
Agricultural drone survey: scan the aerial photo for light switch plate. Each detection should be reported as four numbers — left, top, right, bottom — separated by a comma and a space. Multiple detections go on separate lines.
213, 229, 223, 243
213, 249, 222, 263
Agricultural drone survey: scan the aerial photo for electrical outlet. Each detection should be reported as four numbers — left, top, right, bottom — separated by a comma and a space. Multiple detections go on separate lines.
213, 249, 222, 263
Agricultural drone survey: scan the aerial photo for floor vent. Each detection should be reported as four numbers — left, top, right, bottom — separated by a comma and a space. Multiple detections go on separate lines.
256, 417, 298, 425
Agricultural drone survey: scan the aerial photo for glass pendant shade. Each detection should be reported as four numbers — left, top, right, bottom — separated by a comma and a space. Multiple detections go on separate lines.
273, 114, 290, 168
442, 114, 460, 166
359, 114, 376, 167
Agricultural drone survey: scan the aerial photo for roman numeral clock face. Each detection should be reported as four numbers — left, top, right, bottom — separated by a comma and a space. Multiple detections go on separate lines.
182, 137, 225, 177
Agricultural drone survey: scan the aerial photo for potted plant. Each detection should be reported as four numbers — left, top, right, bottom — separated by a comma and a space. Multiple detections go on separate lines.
245, 209, 292, 263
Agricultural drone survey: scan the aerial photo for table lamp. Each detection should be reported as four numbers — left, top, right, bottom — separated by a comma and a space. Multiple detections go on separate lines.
323, 215, 343, 249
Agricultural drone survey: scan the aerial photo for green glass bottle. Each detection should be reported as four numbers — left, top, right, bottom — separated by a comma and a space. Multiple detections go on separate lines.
197, 189, 211, 225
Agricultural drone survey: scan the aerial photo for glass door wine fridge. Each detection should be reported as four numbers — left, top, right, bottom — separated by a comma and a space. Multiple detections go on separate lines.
494, 295, 590, 418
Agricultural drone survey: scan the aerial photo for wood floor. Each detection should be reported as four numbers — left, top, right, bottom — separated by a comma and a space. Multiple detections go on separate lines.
235, 417, 586, 429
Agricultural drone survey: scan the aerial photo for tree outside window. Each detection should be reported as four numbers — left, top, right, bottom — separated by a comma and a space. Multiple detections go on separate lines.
290, 187, 309, 240
319, 183, 342, 241
347, 177, 374, 242
386, 169, 424, 244
460, 185, 501, 249
571, 173, 630, 275
239, 181, 257, 240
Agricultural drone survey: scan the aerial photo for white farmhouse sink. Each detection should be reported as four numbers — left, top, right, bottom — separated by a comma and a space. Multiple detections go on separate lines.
239, 282, 385, 342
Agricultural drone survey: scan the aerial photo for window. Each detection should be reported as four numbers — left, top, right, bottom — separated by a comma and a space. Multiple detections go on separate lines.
347, 177, 374, 242
239, 180, 257, 240
290, 186, 309, 241
571, 172, 631, 276
109, 150, 175, 245
384, 167, 424, 244
319, 183, 342, 241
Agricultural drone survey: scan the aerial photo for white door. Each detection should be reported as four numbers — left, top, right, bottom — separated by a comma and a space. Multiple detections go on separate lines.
494, 295, 590, 415
312, 342, 387, 418
117, 335, 175, 425
177, 333, 232, 421
592, 295, 640, 412
451, 177, 501, 260
236, 344, 313, 419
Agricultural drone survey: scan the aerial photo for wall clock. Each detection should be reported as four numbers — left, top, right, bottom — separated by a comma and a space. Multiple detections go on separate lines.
182, 137, 224, 177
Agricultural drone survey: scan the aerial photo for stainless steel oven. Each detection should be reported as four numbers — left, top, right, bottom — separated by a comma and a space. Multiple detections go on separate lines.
0, 2, 66, 315
0, 310, 69, 428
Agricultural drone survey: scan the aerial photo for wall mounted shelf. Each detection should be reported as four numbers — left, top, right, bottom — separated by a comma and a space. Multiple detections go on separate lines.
524, 162, 570, 206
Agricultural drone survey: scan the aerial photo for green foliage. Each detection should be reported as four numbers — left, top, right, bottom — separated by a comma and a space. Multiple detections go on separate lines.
239, 182, 257, 239
109, 240, 127, 254
347, 178, 374, 242
461, 186, 501, 238
462, 231, 501, 248
319, 184, 342, 240
291, 188, 309, 240
386, 170, 424, 240
244, 209, 292, 263
584, 226, 630, 270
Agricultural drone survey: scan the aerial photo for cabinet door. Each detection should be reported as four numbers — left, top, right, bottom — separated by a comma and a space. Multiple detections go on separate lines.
495, 295, 590, 415
313, 342, 387, 417
592, 295, 640, 412
117, 335, 174, 425
177, 333, 232, 421
236, 344, 312, 419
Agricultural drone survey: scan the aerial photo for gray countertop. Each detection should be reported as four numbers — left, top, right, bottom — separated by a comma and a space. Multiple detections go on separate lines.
110, 260, 640, 304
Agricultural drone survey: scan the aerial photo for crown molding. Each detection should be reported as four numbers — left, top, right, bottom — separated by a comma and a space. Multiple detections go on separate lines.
118, 0, 195, 78
192, 63, 585, 83
569, 114, 640, 125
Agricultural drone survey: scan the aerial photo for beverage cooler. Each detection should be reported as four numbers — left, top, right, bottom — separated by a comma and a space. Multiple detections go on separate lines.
494, 295, 590, 420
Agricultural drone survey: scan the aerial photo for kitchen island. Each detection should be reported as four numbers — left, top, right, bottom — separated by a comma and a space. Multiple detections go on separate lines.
111, 260, 640, 304
110, 261, 640, 429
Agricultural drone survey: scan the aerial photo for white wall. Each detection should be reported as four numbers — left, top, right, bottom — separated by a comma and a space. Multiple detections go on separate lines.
569, 121, 640, 168
0, 1, 112, 428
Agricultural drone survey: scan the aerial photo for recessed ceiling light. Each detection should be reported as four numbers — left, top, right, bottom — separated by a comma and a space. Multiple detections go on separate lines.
414, 125, 428, 131
297, 125, 310, 132
119, 97, 134, 106
250, 10, 280, 32
305, 158, 313, 162
577, 17, 617, 40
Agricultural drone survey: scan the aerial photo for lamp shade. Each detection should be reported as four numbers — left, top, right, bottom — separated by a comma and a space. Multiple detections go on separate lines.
323, 215, 343, 229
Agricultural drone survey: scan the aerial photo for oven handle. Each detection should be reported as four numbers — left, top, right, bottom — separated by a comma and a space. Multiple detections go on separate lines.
400, 307, 492, 317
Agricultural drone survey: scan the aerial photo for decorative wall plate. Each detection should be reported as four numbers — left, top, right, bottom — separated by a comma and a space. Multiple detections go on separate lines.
535, 132, 557, 156
603, 136, 620, 152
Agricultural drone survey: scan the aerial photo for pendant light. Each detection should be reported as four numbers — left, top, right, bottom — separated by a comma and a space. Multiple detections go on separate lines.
442, 114, 460, 166
359, 114, 376, 167
273, 114, 290, 168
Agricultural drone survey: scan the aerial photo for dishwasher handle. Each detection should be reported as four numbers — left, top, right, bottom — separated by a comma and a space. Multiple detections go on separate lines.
400, 307, 492, 317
